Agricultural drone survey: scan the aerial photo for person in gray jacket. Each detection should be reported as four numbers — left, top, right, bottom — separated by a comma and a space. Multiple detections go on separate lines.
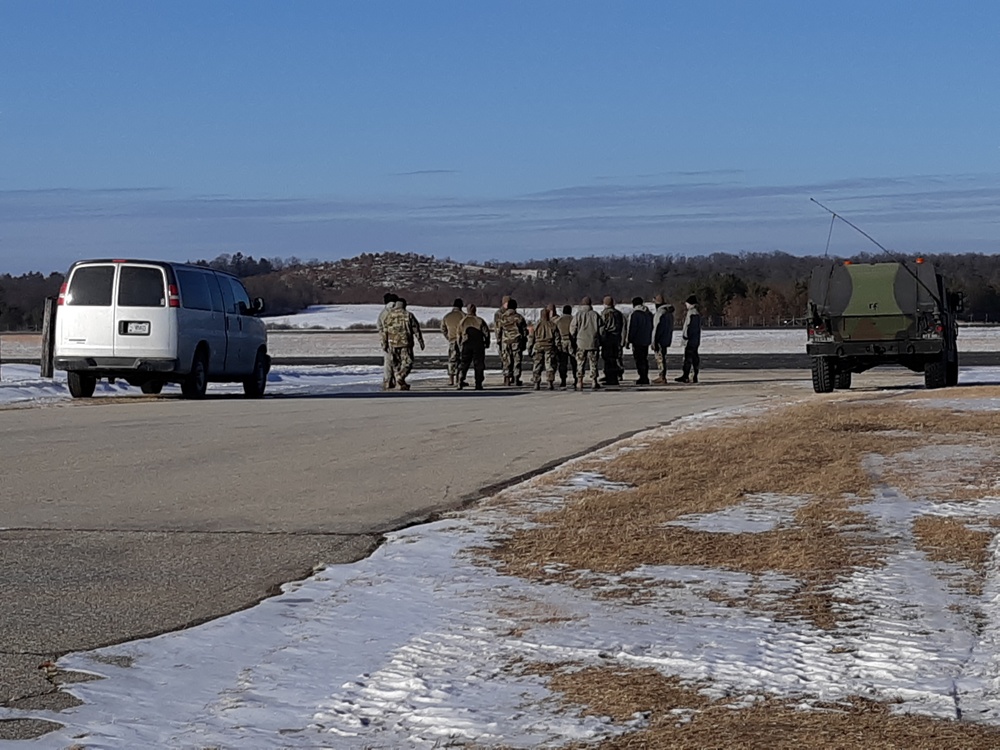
652, 294, 675, 384
626, 296, 654, 385
569, 296, 605, 390
675, 295, 702, 383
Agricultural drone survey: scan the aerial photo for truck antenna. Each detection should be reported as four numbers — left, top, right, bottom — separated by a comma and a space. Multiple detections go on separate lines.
809, 197, 942, 306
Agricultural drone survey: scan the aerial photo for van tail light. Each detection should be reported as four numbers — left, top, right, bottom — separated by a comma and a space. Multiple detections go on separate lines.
168, 284, 180, 308
57, 283, 68, 305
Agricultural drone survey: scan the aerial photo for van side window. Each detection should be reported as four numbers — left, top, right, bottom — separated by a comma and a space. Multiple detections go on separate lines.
118, 266, 166, 307
217, 274, 236, 313
207, 273, 225, 313
176, 269, 213, 311
66, 265, 115, 306
229, 278, 252, 314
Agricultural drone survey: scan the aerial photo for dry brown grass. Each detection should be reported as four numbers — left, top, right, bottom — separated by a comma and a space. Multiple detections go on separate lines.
540, 664, 1000, 750
487, 399, 1000, 629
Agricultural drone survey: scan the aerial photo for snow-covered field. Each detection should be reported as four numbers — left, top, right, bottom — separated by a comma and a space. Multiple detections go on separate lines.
5, 386, 1000, 747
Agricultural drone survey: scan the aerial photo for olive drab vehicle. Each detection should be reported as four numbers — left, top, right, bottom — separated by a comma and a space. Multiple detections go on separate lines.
806, 260, 962, 392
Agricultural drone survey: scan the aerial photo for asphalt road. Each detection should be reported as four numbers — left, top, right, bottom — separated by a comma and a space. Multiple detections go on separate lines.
0, 370, 813, 737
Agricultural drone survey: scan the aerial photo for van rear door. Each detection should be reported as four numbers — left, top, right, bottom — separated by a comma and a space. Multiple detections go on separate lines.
58, 263, 117, 358
113, 263, 176, 359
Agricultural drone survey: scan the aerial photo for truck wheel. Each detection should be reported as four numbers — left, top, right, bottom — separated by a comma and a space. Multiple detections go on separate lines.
811, 357, 834, 393
181, 351, 209, 399
834, 370, 852, 390
67, 371, 97, 399
924, 355, 947, 390
243, 351, 268, 398
946, 355, 959, 387
140, 380, 164, 395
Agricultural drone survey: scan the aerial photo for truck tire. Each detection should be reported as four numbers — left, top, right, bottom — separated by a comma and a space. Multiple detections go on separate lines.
834, 370, 852, 390
140, 380, 164, 395
811, 357, 834, 393
924, 355, 947, 390
181, 350, 209, 399
946, 355, 959, 387
67, 371, 97, 399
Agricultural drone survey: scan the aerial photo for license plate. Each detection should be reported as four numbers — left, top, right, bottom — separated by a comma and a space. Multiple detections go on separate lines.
125, 321, 150, 335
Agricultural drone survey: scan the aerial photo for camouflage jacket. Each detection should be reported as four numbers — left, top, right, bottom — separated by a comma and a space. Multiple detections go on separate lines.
570, 305, 605, 350
498, 309, 528, 349
600, 307, 627, 347
441, 308, 464, 342
528, 318, 561, 353
457, 314, 490, 349
381, 307, 415, 349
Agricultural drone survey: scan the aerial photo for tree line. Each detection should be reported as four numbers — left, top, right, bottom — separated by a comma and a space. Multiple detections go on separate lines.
5, 250, 1000, 331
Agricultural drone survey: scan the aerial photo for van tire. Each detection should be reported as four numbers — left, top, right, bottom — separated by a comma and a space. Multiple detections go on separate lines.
924, 354, 947, 390
811, 357, 834, 393
243, 351, 268, 398
140, 380, 164, 395
67, 371, 97, 399
181, 351, 209, 399
833, 370, 852, 390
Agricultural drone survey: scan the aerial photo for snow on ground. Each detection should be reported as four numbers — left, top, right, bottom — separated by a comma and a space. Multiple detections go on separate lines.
5, 393, 1000, 747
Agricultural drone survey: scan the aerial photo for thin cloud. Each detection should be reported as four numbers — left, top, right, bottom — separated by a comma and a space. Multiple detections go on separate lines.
390, 169, 460, 177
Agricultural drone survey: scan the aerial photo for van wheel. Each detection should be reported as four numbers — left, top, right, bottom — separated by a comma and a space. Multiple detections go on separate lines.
181, 351, 208, 399
834, 370, 852, 390
811, 357, 834, 393
243, 351, 268, 398
67, 371, 97, 399
140, 380, 164, 395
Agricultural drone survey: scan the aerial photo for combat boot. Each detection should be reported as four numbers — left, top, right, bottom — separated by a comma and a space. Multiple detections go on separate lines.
548, 381, 555, 391
674, 375, 689, 383
449, 375, 455, 386
559, 378, 567, 388
399, 380, 411, 391
457, 380, 466, 390
515, 378, 523, 386
692, 372, 699, 383
652, 376, 666, 384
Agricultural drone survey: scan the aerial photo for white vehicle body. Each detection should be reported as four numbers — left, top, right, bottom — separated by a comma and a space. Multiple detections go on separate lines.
54, 259, 269, 398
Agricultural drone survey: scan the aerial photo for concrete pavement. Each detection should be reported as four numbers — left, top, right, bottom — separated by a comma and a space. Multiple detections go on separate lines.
0, 370, 810, 737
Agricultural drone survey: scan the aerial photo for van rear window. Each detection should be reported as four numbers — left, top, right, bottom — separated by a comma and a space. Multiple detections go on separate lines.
118, 266, 166, 307
66, 265, 115, 306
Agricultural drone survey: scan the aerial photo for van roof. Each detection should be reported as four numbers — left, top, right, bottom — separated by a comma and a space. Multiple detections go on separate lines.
68, 259, 240, 280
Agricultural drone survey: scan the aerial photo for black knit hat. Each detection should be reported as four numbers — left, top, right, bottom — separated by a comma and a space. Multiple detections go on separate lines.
686, 295, 698, 305
453, 298, 464, 308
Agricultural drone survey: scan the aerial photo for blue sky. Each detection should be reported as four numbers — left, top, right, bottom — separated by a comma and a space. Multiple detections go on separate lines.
2, 1, 999, 274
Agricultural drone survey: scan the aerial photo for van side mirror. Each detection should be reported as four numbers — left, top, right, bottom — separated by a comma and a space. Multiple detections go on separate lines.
252, 297, 265, 315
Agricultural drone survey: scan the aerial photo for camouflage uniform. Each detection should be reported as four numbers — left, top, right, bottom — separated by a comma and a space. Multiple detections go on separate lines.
493, 305, 510, 378
554, 312, 577, 388
498, 308, 528, 385
380, 306, 417, 389
528, 317, 561, 389
377, 302, 397, 388
600, 306, 627, 385
457, 312, 490, 388
441, 307, 464, 383
570, 303, 605, 389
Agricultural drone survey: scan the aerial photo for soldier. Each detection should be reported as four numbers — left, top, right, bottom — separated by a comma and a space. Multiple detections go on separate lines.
626, 296, 654, 385
493, 295, 511, 381
456, 303, 490, 390
527, 307, 561, 390
377, 292, 399, 389
380, 299, 419, 390
675, 295, 702, 383
398, 298, 425, 359
570, 296, 605, 390
599, 296, 626, 386
441, 297, 465, 386
554, 304, 577, 389
498, 299, 528, 385
652, 294, 675, 384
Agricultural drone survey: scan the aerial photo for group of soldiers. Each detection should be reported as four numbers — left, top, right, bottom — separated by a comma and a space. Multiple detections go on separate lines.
378, 292, 702, 392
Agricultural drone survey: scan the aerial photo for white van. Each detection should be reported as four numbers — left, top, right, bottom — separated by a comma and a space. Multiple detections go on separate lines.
54, 259, 270, 399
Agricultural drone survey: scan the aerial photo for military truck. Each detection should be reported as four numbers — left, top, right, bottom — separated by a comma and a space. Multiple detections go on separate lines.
806, 259, 961, 392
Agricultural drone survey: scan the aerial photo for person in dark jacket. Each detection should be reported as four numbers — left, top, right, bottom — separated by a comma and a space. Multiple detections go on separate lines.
652, 294, 675, 384
626, 297, 654, 385
456, 303, 490, 390
599, 296, 626, 386
675, 295, 702, 383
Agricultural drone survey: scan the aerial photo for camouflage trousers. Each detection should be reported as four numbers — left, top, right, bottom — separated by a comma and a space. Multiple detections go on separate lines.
531, 348, 557, 383
502, 343, 524, 383
654, 348, 668, 379
556, 348, 577, 385
447, 340, 461, 378
497, 344, 510, 378
576, 349, 600, 385
383, 349, 396, 386
389, 346, 414, 382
